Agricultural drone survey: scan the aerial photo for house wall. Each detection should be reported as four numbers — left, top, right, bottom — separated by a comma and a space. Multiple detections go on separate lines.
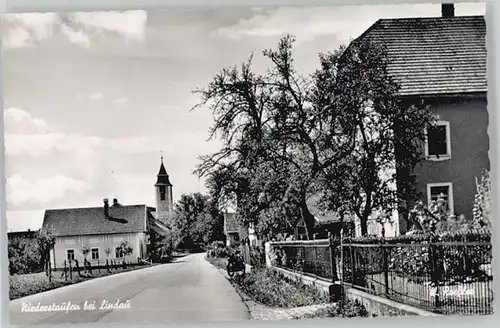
50, 232, 147, 269
413, 96, 489, 220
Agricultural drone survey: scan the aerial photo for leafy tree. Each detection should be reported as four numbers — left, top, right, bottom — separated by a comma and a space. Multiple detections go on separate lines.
193, 35, 434, 238
193, 35, 353, 239
316, 39, 433, 235
118, 241, 133, 261
36, 230, 55, 270
8, 237, 40, 275
80, 245, 90, 260
8, 230, 55, 275
148, 228, 174, 262
171, 193, 224, 251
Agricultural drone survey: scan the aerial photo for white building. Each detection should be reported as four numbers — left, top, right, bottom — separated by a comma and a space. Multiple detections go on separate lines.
42, 157, 172, 269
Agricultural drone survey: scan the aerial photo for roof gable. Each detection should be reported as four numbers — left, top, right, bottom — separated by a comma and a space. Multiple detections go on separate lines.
42, 205, 148, 237
357, 15, 486, 96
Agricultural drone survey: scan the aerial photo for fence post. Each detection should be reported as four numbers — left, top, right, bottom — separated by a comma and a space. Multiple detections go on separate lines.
61, 260, 66, 280
350, 245, 355, 284
48, 258, 52, 282
265, 242, 272, 268
382, 244, 389, 296
329, 237, 339, 282
68, 260, 73, 280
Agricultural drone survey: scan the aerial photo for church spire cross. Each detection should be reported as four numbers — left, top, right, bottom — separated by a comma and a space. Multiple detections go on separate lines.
160, 149, 164, 163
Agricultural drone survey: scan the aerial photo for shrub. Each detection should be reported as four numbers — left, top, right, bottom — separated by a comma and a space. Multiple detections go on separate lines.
293, 300, 369, 319
8, 231, 55, 275
249, 246, 266, 267
344, 229, 492, 284
8, 238, 41, 275
234, 267, 329, 308
473, 170, 492, 229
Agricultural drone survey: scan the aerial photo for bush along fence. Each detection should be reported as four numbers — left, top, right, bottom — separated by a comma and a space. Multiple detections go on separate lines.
206, 241, 266, 268
267, 228, 493, 316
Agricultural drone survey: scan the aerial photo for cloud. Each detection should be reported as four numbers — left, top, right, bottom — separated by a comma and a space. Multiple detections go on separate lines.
3, 107, 51, 134
88, 92, 104, 101
4, 107, 167, 211
1, 10, 147, 49
210, 3, 486, 44
4, 132, 162, 158
112, 97, 129, 105
6, 174, 90, 208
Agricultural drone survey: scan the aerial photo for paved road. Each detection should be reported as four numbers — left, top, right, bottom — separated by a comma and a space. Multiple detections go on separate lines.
10, 253, 249, 324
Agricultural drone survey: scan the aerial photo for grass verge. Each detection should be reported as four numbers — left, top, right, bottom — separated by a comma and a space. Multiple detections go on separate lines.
10, 264, 156, 300
206, 256, 369, 319
235, 267, 330, 308
206, 256, 328, 308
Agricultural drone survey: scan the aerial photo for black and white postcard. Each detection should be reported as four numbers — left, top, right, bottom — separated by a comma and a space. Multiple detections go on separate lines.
2, 2, 492, 324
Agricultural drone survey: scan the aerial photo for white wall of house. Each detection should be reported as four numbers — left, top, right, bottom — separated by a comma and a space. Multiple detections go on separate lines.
353, 212, 399, 238
248, 225, 260, 247
50, 232, 147, 269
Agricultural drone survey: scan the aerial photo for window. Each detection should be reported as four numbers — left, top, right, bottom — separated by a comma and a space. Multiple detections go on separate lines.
427, 182, 454, 214
159, 186, 166, 201
67, 249, 75, 261
425, 121, 451, 160
91, 248, 99, 260
115, 247, 124, 258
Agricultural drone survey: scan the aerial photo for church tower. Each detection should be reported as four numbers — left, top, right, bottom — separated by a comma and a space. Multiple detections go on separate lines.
154, 154, 173, 225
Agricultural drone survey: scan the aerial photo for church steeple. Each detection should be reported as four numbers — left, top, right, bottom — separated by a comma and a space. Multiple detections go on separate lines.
154, 151, 173, 225
155, 154, 172, 186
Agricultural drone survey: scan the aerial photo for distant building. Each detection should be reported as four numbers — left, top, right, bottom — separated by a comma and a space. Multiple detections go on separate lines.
41, 157, 172, 268
351, 4, 488, 234
7, 229, 37, 243
294, 195, 357, 239
223, 212, 260, 247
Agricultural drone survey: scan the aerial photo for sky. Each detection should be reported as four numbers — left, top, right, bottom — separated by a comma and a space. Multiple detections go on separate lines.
2, 3, 485, 232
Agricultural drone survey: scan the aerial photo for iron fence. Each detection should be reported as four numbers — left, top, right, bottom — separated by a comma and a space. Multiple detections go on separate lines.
342, 241, 493, 315
268, 237, 493, 315
268, 240, 338, 281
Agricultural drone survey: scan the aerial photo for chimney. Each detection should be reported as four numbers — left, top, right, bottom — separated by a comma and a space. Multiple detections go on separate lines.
103, 198, 109, 218
442, 3, 455, 18
113, 198, 118, 206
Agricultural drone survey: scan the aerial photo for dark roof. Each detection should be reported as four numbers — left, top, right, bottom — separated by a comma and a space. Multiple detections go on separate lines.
356, 15, 486, 96
156, 161, 172, 186
42, 205, 148, 237
306, 194, 354, 225
7, 230, 38, 240
148, 217, 171, 237
224, 213, 241, 233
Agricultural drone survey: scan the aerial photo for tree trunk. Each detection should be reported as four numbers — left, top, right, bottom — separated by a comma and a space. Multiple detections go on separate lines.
299, 200, 315, 240
360, 217, 368, 236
